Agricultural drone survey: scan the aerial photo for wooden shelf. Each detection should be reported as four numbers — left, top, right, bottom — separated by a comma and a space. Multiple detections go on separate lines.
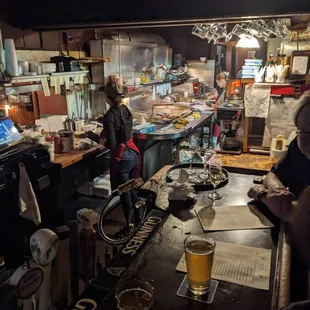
254, 82, 293, 86
78, 57, 112, 63
50, 70, 89, 76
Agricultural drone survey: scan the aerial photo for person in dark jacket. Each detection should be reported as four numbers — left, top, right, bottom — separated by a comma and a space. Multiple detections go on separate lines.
99, 81, 142, 227
248, 91, 310, 302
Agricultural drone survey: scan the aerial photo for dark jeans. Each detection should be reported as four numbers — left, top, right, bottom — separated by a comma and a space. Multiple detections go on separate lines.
110, 148, 140, 225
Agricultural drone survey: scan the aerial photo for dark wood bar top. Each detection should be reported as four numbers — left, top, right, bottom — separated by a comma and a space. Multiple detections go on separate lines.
93, 166, 290, 310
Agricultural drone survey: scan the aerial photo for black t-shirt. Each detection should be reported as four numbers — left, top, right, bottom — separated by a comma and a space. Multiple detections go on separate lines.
271, 137, 310, 198
103, 105, 133, 149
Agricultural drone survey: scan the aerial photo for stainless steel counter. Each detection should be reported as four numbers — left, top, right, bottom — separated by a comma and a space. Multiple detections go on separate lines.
132, 112, 213, 141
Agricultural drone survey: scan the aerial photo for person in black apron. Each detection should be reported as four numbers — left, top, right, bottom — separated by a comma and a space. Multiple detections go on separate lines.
99, 82, 142, 228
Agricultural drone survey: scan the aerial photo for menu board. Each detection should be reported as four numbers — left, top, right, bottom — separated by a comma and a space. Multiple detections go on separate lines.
176, 241, 272, 290
196, 204, 274, 231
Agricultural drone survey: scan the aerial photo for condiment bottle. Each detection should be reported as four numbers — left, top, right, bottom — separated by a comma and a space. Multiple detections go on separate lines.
54, 135, 61, 154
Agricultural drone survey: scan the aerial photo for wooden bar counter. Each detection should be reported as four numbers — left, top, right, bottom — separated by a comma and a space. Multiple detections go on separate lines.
217, 153, 279, 173
69, 165, 290, 310
52, 144, 106, 168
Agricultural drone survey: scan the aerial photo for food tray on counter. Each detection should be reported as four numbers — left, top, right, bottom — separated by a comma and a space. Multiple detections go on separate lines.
150, 103, 192, 124
165, 163, 229, 191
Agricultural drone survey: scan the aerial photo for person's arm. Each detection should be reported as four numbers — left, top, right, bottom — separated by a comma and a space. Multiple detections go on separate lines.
85, 131, 100, 143
265, 139, 297, 190
264, 172, 286, 190
248, 141, 296, 221
103, 112, 116, 149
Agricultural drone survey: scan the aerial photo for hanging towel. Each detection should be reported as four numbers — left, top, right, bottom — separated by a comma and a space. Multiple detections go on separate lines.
19, 162, 41, 225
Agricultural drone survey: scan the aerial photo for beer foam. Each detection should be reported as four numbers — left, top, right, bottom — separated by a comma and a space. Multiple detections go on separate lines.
185, 241, 215, 255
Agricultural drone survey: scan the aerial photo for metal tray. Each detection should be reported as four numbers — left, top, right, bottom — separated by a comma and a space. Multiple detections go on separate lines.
166, 163, 229, 191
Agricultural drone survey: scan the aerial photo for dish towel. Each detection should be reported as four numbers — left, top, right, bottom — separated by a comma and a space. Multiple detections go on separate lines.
19, 162, 41, 225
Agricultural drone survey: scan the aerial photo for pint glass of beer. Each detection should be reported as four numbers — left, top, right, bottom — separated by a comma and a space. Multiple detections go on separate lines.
184, 235, 215, 295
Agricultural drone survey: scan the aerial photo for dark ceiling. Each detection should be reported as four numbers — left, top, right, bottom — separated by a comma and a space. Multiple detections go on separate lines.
2, 0, 310, 30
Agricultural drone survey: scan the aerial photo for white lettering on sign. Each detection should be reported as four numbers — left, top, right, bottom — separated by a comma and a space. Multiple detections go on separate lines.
122, 216, 163, 256
74, 298, 97, 310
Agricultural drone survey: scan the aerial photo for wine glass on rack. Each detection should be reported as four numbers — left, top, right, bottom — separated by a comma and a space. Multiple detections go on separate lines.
208, 163, 222, 200
187, 145, 201, 175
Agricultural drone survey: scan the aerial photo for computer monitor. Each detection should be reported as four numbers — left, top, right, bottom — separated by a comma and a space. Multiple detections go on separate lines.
0, 117, 22, 151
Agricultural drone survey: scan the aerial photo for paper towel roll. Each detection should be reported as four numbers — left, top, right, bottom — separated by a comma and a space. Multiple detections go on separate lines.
4, 39, 19, 77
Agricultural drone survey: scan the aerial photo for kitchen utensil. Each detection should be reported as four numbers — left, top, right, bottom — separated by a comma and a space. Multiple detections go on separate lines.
63, 119, 73, 130
219, 130, 242, 151
30, 229, 58, 310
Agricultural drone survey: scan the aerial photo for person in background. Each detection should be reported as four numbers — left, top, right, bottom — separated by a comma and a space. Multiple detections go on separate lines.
212, 72, 229, 141
99, 81, 142, 228
248, 91, 310, 302
215, 72, 229, 105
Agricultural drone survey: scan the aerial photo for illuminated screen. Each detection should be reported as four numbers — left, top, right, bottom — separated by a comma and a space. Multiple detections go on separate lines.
0, 118, 22, 148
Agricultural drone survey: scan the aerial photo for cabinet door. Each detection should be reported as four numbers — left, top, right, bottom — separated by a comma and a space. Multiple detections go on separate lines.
36, 88, 68, 116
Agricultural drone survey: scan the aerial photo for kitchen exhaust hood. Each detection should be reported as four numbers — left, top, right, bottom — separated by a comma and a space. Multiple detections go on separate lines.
2, 0, 310, 30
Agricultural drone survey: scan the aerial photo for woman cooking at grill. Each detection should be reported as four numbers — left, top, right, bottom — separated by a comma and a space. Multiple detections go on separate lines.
98, 81, 142, 227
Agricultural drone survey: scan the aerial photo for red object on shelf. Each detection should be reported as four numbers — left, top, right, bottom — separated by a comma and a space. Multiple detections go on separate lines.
270, 85, 295, 95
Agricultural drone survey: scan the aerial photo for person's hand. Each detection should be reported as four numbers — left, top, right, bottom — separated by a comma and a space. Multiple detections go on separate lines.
264, 186, 295, 221
99, 138, 106, 146
248, 184, 265, 200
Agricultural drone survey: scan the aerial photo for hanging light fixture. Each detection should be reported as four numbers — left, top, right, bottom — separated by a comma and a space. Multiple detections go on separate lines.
236, 36, 260, 48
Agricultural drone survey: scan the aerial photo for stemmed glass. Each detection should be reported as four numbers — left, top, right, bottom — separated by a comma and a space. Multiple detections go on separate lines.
200, 149, 215, 181
187, 146, 201, 175
208, 163, 222, 200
